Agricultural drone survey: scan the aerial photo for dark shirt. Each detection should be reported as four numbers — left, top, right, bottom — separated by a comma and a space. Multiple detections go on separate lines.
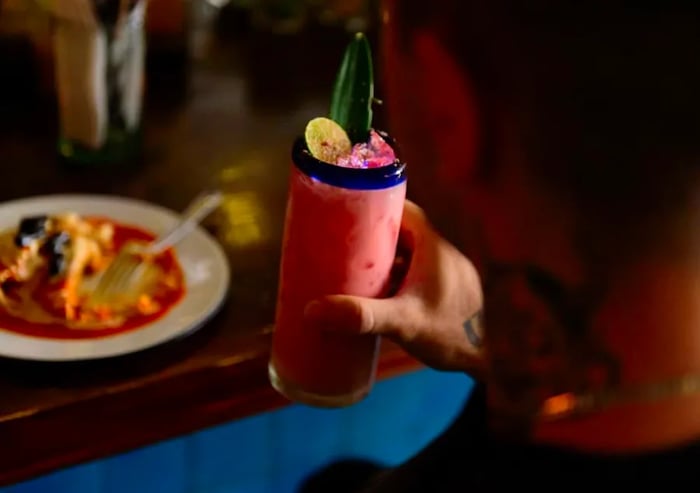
361, 384, 700, 491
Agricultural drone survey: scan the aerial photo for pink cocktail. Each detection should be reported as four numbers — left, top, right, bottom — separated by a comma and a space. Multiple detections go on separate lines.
269, 135, 407, 407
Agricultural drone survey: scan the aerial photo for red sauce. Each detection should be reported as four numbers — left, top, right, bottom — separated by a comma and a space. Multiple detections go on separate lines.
0, 217, 186, 340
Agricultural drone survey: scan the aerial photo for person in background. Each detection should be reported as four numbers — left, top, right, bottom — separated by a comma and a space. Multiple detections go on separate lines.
302, 1, 700, 490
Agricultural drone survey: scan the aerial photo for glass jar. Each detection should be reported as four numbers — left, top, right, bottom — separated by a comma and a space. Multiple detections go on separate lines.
52, 0, 146, 166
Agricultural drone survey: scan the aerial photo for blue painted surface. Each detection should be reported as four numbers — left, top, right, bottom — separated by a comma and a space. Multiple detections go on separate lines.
2, 369, 473, 493
1, 463, 102, 493
190, 412, 275, 493
101, 438, 189, 493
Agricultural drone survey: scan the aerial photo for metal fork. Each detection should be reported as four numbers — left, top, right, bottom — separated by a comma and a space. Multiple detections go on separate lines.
90, 190, 223, 304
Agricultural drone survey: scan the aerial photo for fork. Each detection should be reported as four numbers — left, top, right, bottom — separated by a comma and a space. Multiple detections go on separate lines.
90, 190, 224, 304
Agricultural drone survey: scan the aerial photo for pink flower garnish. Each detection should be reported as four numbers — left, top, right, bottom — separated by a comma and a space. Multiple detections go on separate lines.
335, 130, 396, 169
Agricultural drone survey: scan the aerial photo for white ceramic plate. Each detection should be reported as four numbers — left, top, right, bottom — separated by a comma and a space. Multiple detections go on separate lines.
0, 194, 230, 361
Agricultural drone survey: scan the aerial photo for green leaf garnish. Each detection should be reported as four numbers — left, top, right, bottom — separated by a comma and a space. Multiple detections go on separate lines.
329, 32, 374, 144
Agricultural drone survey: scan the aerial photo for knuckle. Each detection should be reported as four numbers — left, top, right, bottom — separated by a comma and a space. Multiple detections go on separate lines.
351, 301, 376, 335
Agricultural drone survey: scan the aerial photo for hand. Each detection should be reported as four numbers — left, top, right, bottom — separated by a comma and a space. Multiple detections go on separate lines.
304, 200, 485, 375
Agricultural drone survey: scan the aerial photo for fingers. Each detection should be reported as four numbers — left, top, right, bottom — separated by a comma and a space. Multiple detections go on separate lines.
304, 294, 421, 339
402, 199, 426, 223
398, 200, 431, 247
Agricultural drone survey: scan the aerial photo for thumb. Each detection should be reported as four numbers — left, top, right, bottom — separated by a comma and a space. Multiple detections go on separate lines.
304, 294, 417, 338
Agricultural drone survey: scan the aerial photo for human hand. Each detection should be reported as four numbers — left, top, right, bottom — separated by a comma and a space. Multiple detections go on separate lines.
304, 200, 485, 375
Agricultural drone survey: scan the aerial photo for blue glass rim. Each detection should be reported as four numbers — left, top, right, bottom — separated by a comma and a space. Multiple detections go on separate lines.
291, 133, 407, 191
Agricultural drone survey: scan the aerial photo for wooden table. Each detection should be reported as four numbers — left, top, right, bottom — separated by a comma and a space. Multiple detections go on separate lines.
0, 16, 419, 486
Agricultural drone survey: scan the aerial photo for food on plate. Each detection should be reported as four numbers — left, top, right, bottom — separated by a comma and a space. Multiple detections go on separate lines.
0, 212, 185, 338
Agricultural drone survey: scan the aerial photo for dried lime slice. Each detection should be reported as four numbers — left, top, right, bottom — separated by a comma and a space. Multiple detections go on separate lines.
304, 117, 352, 164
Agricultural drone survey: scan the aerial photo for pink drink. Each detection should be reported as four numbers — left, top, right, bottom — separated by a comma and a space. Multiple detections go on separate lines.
269, 136, 407, 407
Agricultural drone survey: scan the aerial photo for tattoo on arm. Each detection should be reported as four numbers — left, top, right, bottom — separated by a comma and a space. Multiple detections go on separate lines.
464, 311, 484, 348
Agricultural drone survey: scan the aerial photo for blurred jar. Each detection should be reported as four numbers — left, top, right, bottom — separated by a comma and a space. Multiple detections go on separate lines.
51, 0, 146, 167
